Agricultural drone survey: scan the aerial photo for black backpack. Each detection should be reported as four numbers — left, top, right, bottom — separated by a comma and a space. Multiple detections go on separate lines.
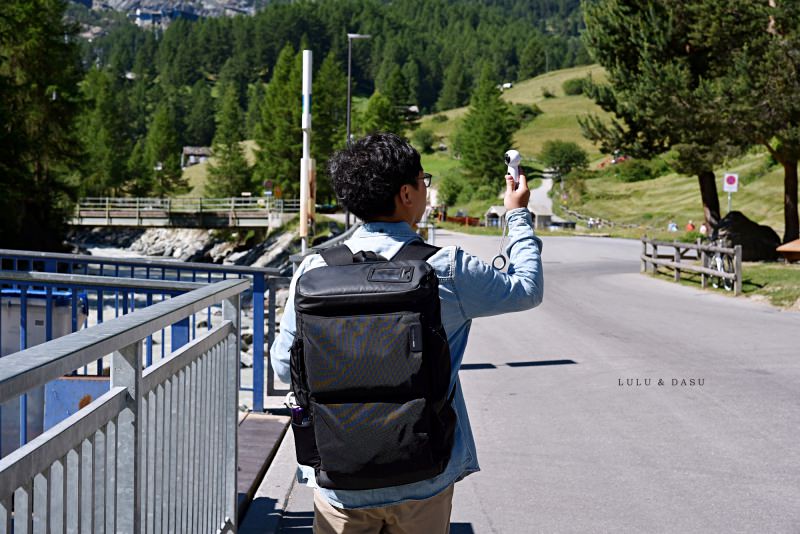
289, 240, 456, 490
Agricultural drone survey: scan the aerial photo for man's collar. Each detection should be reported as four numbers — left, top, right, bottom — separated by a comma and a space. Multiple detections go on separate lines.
356, 221, 418, 237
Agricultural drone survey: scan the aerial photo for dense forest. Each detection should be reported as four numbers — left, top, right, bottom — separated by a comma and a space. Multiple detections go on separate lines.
1, 0, 587, 250
76, 0, 588, 197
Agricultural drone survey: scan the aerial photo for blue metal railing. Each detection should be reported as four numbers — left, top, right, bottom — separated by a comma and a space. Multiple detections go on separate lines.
0, 250, 281, 414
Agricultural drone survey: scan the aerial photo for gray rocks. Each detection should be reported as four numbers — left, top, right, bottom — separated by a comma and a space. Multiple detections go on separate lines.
129, 228, 211, 261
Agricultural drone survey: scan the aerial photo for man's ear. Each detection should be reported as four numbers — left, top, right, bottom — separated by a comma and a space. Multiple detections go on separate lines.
399, 184, 412, 206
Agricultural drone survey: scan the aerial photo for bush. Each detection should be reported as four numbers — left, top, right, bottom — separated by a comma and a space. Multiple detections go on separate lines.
538, 140, 589, 177
563, 174, 587, 204
680, 230, 704, 243
437, 174, 464, 205
412, 128, 436, 154
510, 103, 542, 128
614, 159, 655, 182
648, 157, 671, 176
431, 114, 448, 123
562, 77, 585, 96
542, 87, 555, 98
475, 184, 498, 200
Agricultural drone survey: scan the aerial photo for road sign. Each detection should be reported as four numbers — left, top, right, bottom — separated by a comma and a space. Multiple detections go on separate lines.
723, 173, 739, 193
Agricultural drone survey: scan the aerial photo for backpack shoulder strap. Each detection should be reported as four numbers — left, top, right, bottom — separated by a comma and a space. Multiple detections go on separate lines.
393, 239, 441, 262
320, 245, 355, 266
320, 245, 388, 265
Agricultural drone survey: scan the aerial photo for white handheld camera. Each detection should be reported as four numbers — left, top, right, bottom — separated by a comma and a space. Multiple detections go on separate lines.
504, 150, 521, 184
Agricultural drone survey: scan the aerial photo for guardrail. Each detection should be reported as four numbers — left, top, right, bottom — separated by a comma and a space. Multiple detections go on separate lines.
0, 249, 282, 411
0, 278, 247, 533
640, 238, 743, 295
77, 197, 301, 214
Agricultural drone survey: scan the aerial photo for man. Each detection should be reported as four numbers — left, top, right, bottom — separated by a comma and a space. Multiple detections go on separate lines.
271, 132, 543, 533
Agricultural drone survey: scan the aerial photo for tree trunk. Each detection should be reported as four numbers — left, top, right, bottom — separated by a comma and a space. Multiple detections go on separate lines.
783, 158, 799, 243
697, 170, 721, 229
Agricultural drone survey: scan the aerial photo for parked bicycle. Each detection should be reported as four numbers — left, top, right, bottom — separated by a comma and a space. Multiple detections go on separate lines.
704, 232, 735, 291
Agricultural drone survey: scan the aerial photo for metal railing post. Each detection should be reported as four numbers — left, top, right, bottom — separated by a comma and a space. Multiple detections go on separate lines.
112, 341, 143, 533
267, 278, 276, 397
734, 245, 743, 296
224, 331, 238, 529
222, 294, 239, 528
252, 276, 265, 412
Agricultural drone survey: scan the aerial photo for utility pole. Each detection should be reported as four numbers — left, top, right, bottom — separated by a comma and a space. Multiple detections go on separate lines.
345, 33, 371, 229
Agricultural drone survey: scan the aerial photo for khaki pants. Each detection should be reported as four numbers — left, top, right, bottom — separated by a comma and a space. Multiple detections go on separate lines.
312, 485, 454, 534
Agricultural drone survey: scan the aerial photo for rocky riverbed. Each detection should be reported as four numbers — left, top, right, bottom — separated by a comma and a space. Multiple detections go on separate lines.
68, 226, 299, 274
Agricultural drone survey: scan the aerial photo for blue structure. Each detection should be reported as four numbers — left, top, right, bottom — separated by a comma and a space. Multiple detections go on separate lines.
0, 249, 287, 453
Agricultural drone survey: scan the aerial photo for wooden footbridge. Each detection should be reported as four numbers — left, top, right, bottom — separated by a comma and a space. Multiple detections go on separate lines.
71, 197, 301, 229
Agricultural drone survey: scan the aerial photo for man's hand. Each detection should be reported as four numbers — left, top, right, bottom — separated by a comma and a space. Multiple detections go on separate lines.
504, 173, 530, 210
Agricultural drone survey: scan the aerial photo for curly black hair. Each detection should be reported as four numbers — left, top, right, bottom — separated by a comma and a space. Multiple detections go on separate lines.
328, 132, 422, 220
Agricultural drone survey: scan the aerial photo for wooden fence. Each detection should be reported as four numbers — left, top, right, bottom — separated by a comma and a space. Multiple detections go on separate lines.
640, 237, 743, 295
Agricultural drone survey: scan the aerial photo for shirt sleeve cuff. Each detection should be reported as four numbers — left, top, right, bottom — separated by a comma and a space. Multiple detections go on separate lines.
505, 207, 533, 225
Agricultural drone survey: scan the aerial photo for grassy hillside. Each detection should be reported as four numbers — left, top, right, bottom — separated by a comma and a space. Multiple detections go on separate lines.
419, 64, 611, 163
571, 150, 786, 235
419, 64, 787, 237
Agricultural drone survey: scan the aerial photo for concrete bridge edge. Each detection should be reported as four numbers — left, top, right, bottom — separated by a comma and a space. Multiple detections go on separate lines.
238, 427, 298, 533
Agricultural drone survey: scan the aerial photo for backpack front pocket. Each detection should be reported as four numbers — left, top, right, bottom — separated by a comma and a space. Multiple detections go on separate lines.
312, 399, 434, 480
302, 313, 424, 399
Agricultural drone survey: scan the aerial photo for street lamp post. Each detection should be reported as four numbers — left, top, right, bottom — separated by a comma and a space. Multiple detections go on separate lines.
345, 32, 371, 229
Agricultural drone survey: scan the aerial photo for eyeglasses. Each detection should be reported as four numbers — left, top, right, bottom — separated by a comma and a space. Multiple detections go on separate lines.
419, 173, 432, 187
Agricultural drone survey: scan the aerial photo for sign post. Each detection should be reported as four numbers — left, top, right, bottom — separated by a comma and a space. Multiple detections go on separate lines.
300, 50, 315, 254
723, 173, 738, 214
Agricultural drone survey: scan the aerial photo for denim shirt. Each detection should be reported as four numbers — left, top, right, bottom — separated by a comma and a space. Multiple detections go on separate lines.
270, 207, 544, 509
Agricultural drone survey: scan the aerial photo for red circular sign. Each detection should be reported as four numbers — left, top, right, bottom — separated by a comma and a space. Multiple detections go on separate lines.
726, 175, 736, 184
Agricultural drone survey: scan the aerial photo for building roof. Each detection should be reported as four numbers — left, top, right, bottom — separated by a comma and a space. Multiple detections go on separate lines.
182, 146, 212, 157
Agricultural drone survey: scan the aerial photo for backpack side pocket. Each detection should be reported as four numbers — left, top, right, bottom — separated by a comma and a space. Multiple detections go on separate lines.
292, 419, 320, 468
290, 337, 309, 409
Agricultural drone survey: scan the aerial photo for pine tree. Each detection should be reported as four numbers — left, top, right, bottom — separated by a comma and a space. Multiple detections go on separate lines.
402, 60, 421, 107
144, 101, 187, 197
581, 0, 734, 229
436, 55, 470, 111
382, 65, 409, 106
79, 68, 132, 196
454, 67, 516, 188
518, 35, 546, 80
127, 139, 152, 197
245, 83, 266, 138
312, 52, 347, 202
253, 44, 303, 197
361, 91, 404, 137
206, 84, 252, 198
0, 0, 83, 250
184, 80, 215, 147
697, 1, 800, 242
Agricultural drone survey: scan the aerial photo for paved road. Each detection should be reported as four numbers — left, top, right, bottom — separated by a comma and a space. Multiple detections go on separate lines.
276, 232, 800, 533
528, 177, 554, 216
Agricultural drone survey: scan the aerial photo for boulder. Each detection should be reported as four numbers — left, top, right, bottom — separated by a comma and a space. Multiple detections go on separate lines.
717, 211, 781, 261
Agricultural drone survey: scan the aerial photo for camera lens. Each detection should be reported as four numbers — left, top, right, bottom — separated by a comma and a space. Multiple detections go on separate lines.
504, 154, 510, 164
